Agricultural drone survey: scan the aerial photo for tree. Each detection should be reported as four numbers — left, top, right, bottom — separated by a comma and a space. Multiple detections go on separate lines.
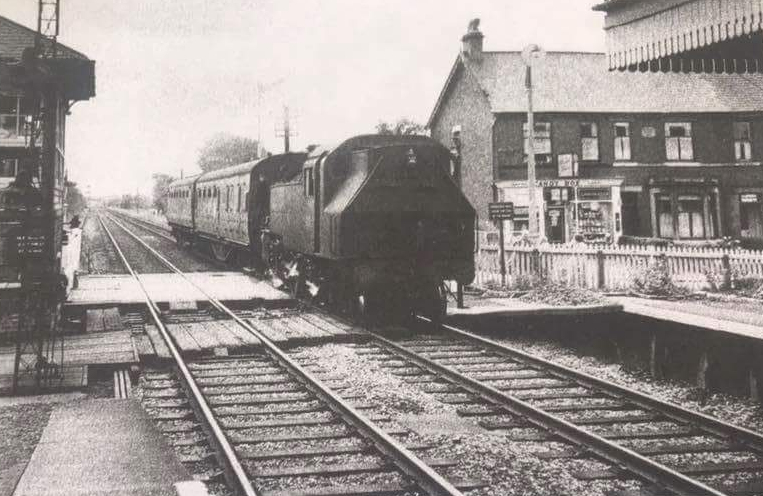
65, 181, 87, 221
152, 173, 173, 214
198, 133, 263, 172
375, 118, 426, 136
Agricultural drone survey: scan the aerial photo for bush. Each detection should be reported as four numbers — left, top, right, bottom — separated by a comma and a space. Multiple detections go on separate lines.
520, 280, 607, 306
632, 256, 690, 298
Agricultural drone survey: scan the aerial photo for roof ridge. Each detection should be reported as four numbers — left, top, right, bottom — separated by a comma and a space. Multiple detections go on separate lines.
0, 14, 89, 60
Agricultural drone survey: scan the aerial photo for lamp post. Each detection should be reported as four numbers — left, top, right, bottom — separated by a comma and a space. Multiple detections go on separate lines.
522, 44, 544, 244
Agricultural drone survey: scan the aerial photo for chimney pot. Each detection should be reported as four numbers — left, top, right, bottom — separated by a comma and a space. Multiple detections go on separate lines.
461, 18, 484, 61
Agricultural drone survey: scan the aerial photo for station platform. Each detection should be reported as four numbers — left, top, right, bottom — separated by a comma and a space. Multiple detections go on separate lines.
447, 297, 622, 318
614, 296, 763, 341
67, 272, 291, 306
12, 398, 191, 496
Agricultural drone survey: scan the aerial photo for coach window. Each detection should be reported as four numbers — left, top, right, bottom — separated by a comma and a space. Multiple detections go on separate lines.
305, 168, 314, 197
237, 185, 242, 211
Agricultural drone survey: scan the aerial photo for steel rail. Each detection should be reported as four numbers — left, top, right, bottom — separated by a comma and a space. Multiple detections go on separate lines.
104, 213, 464, 496
369, 318, 727, 496
109, 210, 175, 242
97, 215, 261, 496
432, 319, 763, 454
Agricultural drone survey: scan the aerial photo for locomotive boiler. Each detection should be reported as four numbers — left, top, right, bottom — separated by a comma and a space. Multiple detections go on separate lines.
166, 134, 475, 323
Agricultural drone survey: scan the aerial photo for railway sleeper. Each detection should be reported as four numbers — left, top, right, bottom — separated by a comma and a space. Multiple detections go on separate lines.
239, 441, 433, 461
536, 441, 740, 460
248, 457, 458, 478
575, 459, 763, 480
232, 428, 409, 444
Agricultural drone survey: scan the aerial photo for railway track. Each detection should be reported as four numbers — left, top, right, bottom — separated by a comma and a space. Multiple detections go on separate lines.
352, 321, 763, 496
97, 212, 477, 496
98, 210, 763, 495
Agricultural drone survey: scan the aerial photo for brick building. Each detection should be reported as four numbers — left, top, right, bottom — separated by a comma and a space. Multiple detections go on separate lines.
428, 23, 763, 244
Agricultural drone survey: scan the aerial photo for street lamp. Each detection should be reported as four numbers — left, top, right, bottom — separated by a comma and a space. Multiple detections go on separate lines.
522, 44, 544, 244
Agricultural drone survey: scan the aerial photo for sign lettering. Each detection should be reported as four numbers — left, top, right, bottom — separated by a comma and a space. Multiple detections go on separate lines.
488, 202, 514, 220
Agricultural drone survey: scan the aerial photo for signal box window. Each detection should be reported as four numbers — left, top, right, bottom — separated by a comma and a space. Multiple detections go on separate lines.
523, 122, 552, 165
304, 168, 314, 197
734, 122, 752, 161
580, 122, 599, 161
614, 123, 631, 161
665, 123, 693, 161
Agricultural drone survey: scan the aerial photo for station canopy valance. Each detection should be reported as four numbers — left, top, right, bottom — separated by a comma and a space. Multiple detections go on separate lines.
593, 0, 763, 72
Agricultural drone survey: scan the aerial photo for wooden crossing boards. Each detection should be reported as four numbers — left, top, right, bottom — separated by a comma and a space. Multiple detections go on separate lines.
140, 310, 365, 357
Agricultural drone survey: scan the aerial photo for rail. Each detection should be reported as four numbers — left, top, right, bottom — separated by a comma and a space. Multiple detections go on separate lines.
97, 214, 260, 496
101, 212, 465, 496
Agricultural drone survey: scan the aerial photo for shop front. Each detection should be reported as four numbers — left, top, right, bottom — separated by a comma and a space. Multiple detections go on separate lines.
496, 178, 623, 244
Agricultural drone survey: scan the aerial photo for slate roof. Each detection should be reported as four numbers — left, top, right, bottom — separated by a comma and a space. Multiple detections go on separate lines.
0, 15, 89, 62
429, 51, 763, 125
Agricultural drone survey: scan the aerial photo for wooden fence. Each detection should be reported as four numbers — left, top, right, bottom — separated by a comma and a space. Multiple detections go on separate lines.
475, 243, 763, 291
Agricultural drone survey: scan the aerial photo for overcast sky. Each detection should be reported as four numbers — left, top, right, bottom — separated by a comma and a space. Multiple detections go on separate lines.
1, 1, 605, 197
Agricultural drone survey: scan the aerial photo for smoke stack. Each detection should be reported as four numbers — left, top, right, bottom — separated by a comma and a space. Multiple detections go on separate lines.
461, 18, 483, 61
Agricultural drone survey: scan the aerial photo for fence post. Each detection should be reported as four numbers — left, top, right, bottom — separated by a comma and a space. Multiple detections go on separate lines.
722, 253, 731, 289
532, 248, 540, 279
597, 250, 605, 289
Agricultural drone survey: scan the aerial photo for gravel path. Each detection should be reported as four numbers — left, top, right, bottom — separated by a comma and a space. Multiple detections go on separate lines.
290, 343, 644, 496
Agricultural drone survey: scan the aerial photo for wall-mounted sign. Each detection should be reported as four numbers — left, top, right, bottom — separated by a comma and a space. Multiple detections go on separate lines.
641, 126, 657, 138
577, 188, 611, 201
741, 193, 760, 203
557, 153, 578, 178
488, 202, 514, 220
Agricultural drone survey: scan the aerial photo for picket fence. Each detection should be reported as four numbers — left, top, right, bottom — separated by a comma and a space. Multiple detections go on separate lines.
474, 243, 763, 291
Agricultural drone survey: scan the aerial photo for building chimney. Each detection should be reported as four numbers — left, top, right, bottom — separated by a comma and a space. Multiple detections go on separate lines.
461, 18, 484, 61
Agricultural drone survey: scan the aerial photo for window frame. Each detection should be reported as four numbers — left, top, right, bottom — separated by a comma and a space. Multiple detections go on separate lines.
613, 122, 631, 161
580, 122, 599, 161
734, 121, 753, 162
664, 122, 694, 161
522, 122, 552, 166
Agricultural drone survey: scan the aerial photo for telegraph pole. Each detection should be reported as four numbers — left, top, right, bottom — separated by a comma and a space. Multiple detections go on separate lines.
283, 106, 290, 153
523, 44, 544, 244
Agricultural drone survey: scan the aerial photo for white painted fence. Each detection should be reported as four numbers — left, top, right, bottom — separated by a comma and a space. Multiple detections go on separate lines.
475, 243, 763, 291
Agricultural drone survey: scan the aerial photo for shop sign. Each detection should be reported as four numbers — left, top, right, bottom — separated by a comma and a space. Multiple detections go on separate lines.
488, 202, 514, 220
741, 193, 760, 203
577, 188, 611, 201
557, 153, 578, 178
641, 126, 657, 138
513, 206, 529, 217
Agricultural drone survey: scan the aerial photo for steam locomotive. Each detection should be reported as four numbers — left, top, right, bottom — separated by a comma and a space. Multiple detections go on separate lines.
166, 134, 475, 322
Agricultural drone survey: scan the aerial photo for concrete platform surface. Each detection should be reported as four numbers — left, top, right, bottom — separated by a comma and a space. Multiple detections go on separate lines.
13, 398, 190, 496
615, 296, 763, 340
67, 272, 290, 306
447, 297, 622, 317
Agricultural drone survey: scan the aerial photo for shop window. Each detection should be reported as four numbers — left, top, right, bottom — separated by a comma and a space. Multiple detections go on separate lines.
621, 192, 640, 235
677, 195, 704, 238
734, 122, 752, 161
614, 123, 631, 161
580, 122, 599, 161
656, 195, 674, 238
665, 123, 693, 161
523, 122, 552, 165
0, 159, 18, 177
740, 194, 763, 238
